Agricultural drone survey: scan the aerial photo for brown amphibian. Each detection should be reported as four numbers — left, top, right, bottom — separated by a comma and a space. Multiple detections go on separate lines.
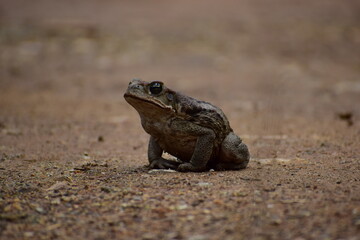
124, 79, 250, 172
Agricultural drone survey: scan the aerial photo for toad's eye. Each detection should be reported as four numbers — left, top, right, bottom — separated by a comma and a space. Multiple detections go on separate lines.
149, 82, 163, 95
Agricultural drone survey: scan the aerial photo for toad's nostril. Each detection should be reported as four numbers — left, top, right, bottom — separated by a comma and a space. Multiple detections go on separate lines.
129, 83, 141, 90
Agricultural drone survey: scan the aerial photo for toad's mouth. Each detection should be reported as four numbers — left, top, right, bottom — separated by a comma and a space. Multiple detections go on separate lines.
124, 93, 174, 112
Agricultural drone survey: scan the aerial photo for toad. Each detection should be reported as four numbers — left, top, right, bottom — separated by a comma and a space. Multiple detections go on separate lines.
124, 79, 250, 172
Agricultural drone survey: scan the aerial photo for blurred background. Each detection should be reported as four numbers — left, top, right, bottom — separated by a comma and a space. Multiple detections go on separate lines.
1, 0, 360, 156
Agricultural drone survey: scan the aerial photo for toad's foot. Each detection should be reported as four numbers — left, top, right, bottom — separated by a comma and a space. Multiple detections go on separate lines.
149, 158, 182, 170
177, 163, 206, 172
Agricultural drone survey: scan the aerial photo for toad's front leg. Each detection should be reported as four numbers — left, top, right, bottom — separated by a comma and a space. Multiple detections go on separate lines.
148, 136, 182, 170
170, 120, 215, 172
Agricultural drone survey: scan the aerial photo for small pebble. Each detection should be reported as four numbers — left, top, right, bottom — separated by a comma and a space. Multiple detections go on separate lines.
35, 207, 45, 213
148, 169, 177, 174
197, 182, 212, 187
24, 232, 34, 238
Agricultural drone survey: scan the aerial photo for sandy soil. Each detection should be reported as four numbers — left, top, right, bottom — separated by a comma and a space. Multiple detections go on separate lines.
0, 0, 360, 239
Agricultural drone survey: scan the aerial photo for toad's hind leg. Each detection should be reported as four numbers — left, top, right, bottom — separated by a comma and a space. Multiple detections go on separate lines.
216, 132, 250, 170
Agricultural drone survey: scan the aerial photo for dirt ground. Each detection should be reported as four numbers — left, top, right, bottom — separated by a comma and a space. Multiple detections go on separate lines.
0, 0, 360, 239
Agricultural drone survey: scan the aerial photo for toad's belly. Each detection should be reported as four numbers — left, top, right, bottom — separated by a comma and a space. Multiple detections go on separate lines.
141, 117, 198, 161
141, 116, 220, 162
156, 134, 197, 162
